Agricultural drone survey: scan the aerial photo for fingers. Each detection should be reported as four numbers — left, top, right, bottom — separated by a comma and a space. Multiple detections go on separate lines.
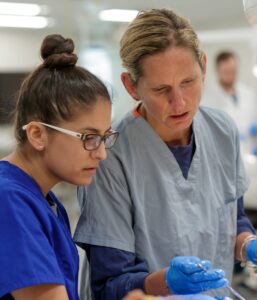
167, 256, 228, 294
189, 269, 225, 283
189, 278, 228, 293
171, 257, 212, 274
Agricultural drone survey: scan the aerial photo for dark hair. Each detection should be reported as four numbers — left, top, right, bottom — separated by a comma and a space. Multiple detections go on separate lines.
14, 34, 111, 144
216, 51, 236, 66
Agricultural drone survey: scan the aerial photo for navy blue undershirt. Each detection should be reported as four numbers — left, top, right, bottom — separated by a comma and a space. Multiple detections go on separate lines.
84, 134, 255, 300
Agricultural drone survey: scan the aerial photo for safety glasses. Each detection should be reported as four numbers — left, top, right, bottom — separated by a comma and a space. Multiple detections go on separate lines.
22, 122, 119, 151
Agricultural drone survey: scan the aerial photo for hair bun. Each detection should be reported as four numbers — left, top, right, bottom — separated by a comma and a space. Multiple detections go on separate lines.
41, 34, 78, 68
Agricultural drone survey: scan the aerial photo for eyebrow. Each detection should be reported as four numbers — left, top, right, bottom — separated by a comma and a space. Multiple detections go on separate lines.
81, 126, 112, 134
151, 85, 170, 91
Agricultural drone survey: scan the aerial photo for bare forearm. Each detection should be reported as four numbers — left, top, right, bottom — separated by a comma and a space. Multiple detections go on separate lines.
144, 268, 170, 296
235, 232, 256, 261
11, 284, 69, 300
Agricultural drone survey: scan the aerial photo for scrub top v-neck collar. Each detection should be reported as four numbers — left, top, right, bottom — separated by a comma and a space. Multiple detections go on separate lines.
133, 107, 201, 185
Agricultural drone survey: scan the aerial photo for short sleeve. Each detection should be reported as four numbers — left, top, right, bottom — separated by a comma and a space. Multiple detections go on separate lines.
0, 189, 65, 297
74, 156, 135, 253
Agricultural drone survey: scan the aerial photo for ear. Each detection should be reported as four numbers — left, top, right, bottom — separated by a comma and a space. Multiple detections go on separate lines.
201, 52, 207, 82
120, 72, 141, 101
24, 122, 47, 151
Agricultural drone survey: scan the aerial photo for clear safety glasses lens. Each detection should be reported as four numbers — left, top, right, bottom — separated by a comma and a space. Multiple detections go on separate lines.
83, 132, 119, 151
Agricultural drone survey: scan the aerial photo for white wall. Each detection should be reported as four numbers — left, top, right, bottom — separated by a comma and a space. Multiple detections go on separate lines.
0, 30, 52, 72
0, 29, 79, 73
1, 25, 257, 126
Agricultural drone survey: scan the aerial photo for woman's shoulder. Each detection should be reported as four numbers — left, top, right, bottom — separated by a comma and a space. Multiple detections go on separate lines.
112, 109, 138, 133
198, 105, 238, 133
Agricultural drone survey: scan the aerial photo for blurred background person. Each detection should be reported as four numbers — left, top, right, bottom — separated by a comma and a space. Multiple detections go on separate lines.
202, 51, 257, 151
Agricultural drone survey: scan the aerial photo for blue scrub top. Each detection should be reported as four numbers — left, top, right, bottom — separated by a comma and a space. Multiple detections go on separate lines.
0, 161, 79, 300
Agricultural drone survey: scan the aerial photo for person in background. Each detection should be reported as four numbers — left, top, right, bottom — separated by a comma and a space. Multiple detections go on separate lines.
202, 51, 257, 143
74, 8, 257, 300
0, 34, 119, 300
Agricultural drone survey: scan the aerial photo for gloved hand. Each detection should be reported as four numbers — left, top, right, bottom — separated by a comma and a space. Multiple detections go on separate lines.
166, 256, 228, 294
245, 238, 257, 264
249, 122, 257, 137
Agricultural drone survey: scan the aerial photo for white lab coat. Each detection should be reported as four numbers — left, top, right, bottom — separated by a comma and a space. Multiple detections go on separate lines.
202, 81, 257, 138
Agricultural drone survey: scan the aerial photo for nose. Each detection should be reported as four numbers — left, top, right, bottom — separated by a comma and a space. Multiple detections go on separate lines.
91, 141, 107, 161
168, 88, 186, 113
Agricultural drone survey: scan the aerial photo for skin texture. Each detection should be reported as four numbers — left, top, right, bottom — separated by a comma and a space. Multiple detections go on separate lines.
121, 46, 206, 146
4, 98, 112, 299
11, 284, 69, 300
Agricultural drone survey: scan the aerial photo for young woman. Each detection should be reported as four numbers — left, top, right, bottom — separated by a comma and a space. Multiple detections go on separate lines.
74, 8, 256, 300
0, 34, 118, 300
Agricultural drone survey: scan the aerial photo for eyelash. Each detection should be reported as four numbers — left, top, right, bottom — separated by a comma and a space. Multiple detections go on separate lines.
182, 79, 194, 85
155, 87, 168, 93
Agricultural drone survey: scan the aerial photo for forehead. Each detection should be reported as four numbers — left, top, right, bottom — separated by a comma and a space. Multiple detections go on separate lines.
139, 47, 201, 83
63, 99, 111, 129
217, 57, 237, 69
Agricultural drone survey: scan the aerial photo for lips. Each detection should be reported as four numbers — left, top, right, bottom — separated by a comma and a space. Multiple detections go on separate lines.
169, 111, 189, 119
171, 112, 188, 117
85, 167, 97, 171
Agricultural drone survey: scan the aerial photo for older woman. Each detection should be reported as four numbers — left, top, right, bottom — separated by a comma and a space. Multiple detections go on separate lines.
74, 8, 256, 300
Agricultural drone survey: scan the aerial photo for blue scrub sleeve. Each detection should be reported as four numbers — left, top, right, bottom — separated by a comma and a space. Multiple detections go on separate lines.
0, 190, 65, 297
86, 245, 148, 300
237, 196, 256, 235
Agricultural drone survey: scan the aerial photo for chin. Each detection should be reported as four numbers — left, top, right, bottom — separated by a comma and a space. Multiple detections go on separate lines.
80, 176, 94, 186
68, 176, 93, 187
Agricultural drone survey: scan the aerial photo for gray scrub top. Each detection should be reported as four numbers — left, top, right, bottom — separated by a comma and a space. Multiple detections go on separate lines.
74, 105, 249, 288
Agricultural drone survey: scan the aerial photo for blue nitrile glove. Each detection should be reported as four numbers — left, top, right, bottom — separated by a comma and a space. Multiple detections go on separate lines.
166, 256, 228, 294
251, 145, 257, 156
249, 122, 257, 136
245, 239, 257, 264
214, 297, 233, 300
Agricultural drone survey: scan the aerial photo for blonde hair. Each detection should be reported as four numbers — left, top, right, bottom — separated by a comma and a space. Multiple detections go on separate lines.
120, 8, 204, 83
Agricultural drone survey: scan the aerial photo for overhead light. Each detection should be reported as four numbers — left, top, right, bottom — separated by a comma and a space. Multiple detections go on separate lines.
0, 15, 48, 28
0, 2, 41, 16
99, 9, 138, 22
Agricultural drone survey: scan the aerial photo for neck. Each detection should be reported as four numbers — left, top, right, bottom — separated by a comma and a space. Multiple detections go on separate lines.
5, 148, 57, 196
220, 81, 235, 95
139, 104, 192, 146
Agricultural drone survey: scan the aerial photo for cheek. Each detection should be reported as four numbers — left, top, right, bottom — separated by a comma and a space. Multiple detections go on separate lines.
46, 139, 85, 169
187, 85, 202, 105
145, 95, 165, 113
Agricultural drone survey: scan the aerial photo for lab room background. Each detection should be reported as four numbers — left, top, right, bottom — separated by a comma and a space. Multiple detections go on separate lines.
1, 0, 257, 298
